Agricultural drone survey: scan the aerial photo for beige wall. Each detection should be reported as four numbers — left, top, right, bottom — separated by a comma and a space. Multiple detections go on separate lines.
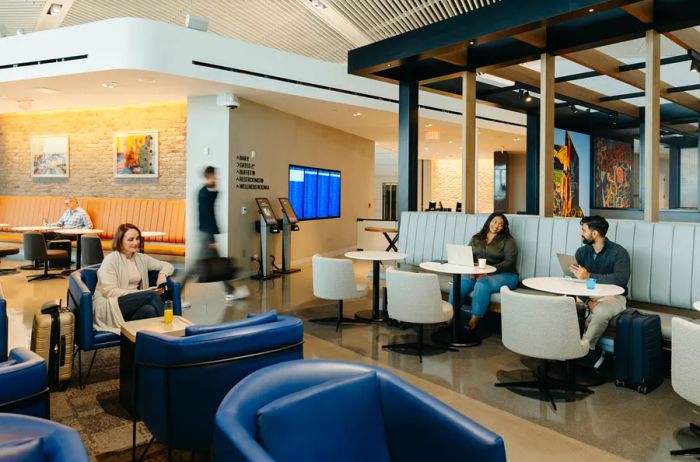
507, 152, 527, 214
0, 102, 186, 199
431, 159, 462, 209
229, 99, 374, 272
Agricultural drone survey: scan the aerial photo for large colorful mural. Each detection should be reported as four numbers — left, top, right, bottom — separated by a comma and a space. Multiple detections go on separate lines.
553, 131, 582, 217
593, 137, 633, 208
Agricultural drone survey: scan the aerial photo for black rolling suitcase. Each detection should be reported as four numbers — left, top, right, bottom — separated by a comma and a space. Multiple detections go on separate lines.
614, 309, 663, 394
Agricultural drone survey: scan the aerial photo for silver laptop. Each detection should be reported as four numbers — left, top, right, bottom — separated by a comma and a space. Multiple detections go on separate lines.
446, 244, 474, 267
557, 253, 579, 278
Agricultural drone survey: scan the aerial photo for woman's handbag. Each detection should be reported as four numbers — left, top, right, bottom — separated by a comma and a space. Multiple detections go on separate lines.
198, 257, 238, 283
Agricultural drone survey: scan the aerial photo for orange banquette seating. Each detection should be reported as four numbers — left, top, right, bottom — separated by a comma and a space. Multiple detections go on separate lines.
0, 196, 185, 256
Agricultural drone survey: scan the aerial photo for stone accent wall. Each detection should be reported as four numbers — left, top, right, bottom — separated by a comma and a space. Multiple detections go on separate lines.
0, 101, 186, 199
431, 151, 494, 213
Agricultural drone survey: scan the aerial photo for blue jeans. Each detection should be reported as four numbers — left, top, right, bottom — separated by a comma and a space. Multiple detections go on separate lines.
448, 272, 519, 319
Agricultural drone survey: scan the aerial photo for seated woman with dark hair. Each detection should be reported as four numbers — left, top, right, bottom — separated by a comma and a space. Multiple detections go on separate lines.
93, 223, 175, 334
449, 212, 519, 346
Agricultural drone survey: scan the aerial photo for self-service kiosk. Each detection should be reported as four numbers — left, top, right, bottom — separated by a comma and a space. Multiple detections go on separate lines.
253, 197, 281, 280
276, 197, 301, 274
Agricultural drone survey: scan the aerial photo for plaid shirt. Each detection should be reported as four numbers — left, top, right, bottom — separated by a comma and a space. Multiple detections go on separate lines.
52, 207, 93, 229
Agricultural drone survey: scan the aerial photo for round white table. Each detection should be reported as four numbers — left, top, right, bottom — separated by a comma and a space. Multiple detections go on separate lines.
141, 231, 166, 238
522, 277, 624, 297
419, 261, 496, 347
55, 228, 104, 270
345, 251, 407, 322
10, 226, 61, 232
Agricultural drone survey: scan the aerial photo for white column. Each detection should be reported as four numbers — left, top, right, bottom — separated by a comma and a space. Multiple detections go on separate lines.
186, 96, 231, 265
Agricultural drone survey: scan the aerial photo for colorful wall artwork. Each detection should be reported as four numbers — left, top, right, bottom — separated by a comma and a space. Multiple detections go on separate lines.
114, 131, 158, 177
593, 137, 633, 208
553, 131, 580, 217
31, 135, 69, 178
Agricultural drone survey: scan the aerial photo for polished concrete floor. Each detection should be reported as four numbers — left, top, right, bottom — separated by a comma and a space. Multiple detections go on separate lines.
2, 252, 699, 461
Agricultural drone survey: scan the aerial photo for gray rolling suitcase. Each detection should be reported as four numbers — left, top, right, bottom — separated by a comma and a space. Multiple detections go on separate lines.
31, 302, 75, 390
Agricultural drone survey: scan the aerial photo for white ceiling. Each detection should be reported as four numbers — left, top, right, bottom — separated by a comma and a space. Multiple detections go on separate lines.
0, 0, 501, 62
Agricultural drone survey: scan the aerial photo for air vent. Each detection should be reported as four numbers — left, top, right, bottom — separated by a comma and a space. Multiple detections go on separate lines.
0, 54, 88, 70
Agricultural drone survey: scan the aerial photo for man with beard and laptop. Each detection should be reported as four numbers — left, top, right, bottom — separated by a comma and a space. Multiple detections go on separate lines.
570, 215, 630, 365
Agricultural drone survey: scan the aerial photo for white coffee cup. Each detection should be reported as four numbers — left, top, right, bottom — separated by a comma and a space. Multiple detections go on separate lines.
478, 258, 487, 269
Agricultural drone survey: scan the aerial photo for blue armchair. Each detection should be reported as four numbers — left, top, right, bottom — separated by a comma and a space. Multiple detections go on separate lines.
0, 285, 49, 418
132, 311, 304, 461
0, 413, 89, 462
213, 360, 506, 462
67, 264, 181, 389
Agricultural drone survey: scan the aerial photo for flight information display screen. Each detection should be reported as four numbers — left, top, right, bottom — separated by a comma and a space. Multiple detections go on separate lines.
288, 165, 341, 220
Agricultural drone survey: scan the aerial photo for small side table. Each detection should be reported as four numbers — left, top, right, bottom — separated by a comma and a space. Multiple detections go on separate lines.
119, 316, 192, 415
345, 251, 407, 322
364, 227, 399, 251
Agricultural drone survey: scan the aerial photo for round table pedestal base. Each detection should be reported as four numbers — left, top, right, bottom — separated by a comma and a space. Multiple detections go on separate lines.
431, 326, 482, 348
354, 309, 387, 323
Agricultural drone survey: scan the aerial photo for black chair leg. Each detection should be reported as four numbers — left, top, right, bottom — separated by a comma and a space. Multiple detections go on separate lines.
80, 350, 98, 390
383, 323, 457, 361
310, 300, 368, 332
495, 360, 594, 411
136, 436, 155, 462
670, 447, 700, 456
27, 260, 64, 281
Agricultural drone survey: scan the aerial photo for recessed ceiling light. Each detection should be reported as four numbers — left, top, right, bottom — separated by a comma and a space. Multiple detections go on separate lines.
425, 123, 432, 127
101, 82, 118, 89
513, 137, 521, 141
352, 112, 362, 117
137, 77, 157, 84
468, 40, 475, 45
47, 3, 62, 16
448, 140, 453, 144
588, 8, 594, 13
33, 87, 60, 94
386, 64, 392, 68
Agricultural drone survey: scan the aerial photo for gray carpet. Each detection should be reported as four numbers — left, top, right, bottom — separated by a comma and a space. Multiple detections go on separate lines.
51, 348, 205, 461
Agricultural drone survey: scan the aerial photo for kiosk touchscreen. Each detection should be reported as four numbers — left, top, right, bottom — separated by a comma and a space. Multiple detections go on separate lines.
278, 197, 299, 224
277, 197, 301, 274
255, 198, 279, 226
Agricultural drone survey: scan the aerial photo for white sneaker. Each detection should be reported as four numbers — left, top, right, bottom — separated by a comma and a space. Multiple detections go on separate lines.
225, 285, 250, 301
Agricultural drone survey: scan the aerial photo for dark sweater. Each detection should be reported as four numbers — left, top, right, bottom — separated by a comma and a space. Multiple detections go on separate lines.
574, 239, 630, 295
469, 234, 518, 274
198, 187, 219, 234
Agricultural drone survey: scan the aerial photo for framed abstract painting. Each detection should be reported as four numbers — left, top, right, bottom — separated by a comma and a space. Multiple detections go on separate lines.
31, 135, 69, 178
114, 131, 158, 178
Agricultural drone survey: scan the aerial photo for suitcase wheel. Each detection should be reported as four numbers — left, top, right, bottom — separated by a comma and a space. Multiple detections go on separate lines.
637, 385, 648, 394
615, 380, 625, 387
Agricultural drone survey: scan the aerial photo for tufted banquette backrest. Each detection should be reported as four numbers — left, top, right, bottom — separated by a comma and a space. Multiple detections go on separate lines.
397, 212, 700, 311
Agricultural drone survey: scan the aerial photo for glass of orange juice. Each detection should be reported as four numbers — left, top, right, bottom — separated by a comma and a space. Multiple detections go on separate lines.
163, 300, 173, 324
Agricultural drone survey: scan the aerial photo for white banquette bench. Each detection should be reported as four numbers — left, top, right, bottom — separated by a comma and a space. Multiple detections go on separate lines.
395, 212, 700, 346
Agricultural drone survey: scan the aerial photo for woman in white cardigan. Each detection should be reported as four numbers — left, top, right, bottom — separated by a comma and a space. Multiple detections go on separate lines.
93, 223, 175, 334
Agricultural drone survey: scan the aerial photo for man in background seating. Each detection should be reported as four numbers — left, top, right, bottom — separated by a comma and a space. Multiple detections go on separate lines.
46, 198, 93, 229
570, 215, 630, 365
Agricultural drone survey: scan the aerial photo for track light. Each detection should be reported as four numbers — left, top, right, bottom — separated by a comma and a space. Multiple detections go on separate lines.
690, 50, 700, 73
608, 113, 618, 125
516, 89, 532, 103
47, 3, 62, 16
570, 104, 579, 114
